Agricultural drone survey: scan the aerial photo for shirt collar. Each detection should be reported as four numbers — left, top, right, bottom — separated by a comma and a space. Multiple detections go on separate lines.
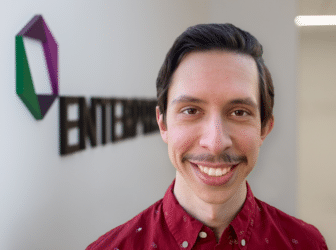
162, 179, 257, 248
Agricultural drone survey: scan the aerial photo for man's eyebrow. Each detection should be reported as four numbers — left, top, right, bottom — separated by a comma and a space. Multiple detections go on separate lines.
171, 95, 207, 105
229, 98, 258, 110
171, 95, 258, 109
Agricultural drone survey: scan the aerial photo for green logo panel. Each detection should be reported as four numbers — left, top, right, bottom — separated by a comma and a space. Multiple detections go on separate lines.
16, 36, 42, 119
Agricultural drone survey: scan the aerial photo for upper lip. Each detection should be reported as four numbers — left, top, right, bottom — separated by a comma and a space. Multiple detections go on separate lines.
190, 161, 239, 168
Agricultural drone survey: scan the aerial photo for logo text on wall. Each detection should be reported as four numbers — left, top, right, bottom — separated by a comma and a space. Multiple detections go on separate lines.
16, 15, 159, 156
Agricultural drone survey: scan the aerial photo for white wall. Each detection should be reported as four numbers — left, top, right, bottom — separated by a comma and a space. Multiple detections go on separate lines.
296, 0, 336, 247
298, 27, 336, 248
0, 1, 298, 249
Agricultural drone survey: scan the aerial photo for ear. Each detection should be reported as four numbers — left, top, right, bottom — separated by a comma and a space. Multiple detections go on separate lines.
156, 106, 168, 144
260, 115, 274, 146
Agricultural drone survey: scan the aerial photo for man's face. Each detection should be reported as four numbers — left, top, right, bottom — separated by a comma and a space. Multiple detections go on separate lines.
156, 50, 273, 204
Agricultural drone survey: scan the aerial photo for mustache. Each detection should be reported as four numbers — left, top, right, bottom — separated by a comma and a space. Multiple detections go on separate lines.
182, 152, 247, 164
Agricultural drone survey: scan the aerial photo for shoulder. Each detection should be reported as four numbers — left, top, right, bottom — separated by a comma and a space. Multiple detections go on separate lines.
255, 198, 328, 249
86, 199, 164, 250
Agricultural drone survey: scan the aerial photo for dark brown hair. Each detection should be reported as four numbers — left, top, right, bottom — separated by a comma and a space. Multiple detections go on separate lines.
156, 23, 274, 129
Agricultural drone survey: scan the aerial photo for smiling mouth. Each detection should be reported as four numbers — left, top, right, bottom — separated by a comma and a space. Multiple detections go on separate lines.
195, 164, 238, 177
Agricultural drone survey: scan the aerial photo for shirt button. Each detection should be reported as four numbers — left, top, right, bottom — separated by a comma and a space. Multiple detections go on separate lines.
199, 231, 207, 238
182, 241, 188, 248
241, 239, 246, 246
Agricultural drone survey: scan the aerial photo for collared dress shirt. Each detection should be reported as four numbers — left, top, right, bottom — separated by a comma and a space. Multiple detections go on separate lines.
86, 180, 328, 249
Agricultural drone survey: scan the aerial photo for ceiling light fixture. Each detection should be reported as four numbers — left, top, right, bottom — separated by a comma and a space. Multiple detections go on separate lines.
295, 15, 336, 26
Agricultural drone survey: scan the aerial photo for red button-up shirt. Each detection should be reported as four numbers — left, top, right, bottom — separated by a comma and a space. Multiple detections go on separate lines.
87, 180, 328, 249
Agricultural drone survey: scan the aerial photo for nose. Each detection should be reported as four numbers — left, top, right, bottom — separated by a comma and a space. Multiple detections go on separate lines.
199, 116, 232, 155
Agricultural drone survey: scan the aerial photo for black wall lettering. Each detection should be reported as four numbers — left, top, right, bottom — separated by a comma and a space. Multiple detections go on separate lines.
60, 96, 159, 156
79, 97, 97, 149
91, 98, 110, 145
60, 96, 81, 155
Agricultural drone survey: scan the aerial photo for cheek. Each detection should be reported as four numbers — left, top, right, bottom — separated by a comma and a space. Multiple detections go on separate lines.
234, 127, 261, 157
167, 125, 198, 160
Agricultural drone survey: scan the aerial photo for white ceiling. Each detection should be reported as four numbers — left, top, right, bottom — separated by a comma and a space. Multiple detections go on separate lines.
299, 0, 336, 15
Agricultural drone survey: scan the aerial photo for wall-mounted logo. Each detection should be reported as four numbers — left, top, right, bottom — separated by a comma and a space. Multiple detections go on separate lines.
16, 15, 58, 120
15, 15, 159, 156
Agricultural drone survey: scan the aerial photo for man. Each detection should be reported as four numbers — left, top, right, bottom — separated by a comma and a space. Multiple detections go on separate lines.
87, 23, 328, 249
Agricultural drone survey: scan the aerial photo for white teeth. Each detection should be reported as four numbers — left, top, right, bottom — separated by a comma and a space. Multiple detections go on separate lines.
198, 165, 232, 177
208, 168, 216, 176
203, 167, 209, 174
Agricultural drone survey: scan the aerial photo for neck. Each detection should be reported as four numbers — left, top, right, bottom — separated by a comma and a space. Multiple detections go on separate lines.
173, 173, 247, 242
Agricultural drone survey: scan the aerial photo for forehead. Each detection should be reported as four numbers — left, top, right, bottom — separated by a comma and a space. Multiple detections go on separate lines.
167, 50, 259, 107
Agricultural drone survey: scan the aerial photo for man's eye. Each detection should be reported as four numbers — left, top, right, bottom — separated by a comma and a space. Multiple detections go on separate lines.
182, 108, 199, 115
232, 110, 249, 116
